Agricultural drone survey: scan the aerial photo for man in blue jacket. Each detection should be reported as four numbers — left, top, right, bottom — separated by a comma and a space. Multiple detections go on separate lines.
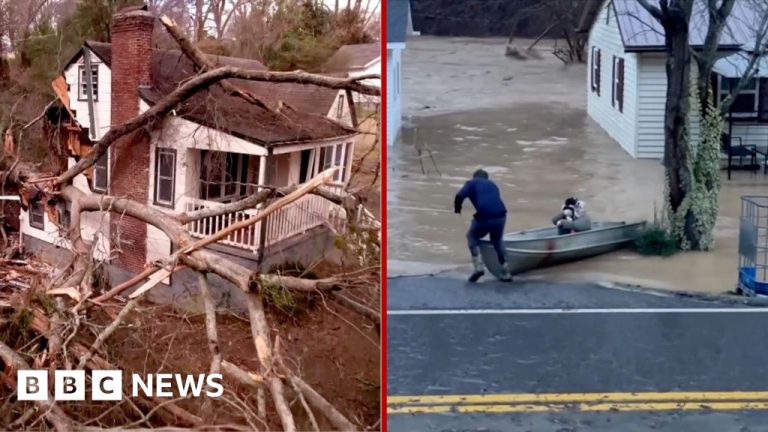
454, 169, 512, 282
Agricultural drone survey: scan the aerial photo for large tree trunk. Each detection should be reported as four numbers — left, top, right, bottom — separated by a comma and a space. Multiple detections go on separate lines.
661, 0, 698, 247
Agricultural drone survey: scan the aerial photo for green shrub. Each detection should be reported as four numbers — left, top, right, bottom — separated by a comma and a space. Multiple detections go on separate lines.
634, 224, 679, 257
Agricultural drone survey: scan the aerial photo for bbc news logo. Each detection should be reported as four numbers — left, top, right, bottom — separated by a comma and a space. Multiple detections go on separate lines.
17, 370, 224, 401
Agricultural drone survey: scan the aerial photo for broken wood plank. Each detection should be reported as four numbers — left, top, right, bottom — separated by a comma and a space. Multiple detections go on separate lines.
128, 267, 173, 299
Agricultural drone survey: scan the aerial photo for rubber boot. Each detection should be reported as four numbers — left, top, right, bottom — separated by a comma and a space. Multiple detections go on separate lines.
498, 260, 513, 282
469, 255, 485, 283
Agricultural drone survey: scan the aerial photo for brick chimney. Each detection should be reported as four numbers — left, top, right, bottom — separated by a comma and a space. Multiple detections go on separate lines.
109, 5, 155, 274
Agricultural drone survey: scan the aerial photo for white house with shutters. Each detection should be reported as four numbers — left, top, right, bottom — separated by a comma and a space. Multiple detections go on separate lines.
19, 6, 362, 276
586, 0, 768, 159
386, 0, 412, 147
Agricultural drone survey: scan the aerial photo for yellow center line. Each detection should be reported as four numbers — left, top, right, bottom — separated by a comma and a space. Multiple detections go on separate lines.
387, 391, 768, 406
388, 401, 768, 414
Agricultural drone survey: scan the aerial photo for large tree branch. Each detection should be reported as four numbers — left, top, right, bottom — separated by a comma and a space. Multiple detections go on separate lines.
55, 70, 378, 187
159, 14, 272, 111
0, 341, 75, 431
637, 0, 665, 22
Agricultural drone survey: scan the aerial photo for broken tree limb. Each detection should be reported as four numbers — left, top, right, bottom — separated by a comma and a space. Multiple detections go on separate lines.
289, 375, 357, 431
84, 168, 339, 302
20, 306, 204, 427
180, 184, 350, 225
245, 294, 296, 432
0, 341, 75, 431
55, 69, 377, 186
77, 298, 139, 369
330, 292, 380, 325
92, 264, 185, 303
221, 360, 265, 387
180, 167, 338, 256
159, 15, 272, 112
220, 361, 267, 424
197, 272, 222, 374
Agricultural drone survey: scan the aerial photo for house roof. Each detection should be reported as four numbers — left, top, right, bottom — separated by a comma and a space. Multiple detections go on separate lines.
713, 52, 768, 78
79, 41, 354, 146
322, 43, 380, 72
598, 0, 763, 52
387, 0, 410, 44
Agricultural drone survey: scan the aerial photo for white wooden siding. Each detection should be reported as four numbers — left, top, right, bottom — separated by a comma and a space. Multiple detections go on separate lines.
349, 58, 381, 107
20, 157, 111, 260
635, 55, 702, 159
728, 124, 768, 147
586, 2, 639, 157
63, 50, 112, 140
326, 90, 354, 127
386, 46, 403, 147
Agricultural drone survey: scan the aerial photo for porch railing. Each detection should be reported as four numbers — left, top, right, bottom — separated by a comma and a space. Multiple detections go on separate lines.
182, 193, 337, 253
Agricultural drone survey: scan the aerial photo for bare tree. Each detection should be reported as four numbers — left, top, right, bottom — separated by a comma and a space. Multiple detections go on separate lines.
633, 0, 768, 250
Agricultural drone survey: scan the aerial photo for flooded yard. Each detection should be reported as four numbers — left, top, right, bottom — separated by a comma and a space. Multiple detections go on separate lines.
388, 36, 768, 294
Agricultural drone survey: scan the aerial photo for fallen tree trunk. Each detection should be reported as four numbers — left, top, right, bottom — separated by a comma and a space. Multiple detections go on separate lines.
0, 341, 75, 431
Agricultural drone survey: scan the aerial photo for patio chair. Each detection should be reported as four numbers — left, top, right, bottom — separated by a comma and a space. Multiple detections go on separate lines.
721, 133, 757, 169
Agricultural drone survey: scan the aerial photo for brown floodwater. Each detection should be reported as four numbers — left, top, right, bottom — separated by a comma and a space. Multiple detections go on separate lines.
387, 36, 768, 294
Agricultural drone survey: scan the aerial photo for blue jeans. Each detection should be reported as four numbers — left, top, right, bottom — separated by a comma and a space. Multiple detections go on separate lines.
467, 217, 506, 264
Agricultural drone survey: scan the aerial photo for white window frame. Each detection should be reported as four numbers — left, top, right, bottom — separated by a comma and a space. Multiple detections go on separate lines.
92, 151, 109, 193
78, 64, 98, 101
154, 147, 177, 207
29, 202, 45, 230
718, 75, 759, 118
310, 143, 351, 184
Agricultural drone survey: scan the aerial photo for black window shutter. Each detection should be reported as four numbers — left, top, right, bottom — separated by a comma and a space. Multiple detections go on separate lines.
619, 58, 625, 113
596, 49, 601, 96
759, 78, 768, 122
611, 56, 616, 107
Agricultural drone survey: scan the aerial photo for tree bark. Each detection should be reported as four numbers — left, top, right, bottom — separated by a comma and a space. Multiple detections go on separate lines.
0, 341, 74, 432
695, 0, 736, 111
661, 0, 697, 243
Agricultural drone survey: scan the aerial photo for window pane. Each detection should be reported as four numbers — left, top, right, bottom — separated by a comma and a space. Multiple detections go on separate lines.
342, 142, 352, 182
94, 167, 107, 190
323, 147, 333, 169
333, 144, 344, 181
334, 144, 344, 166
225, 153, 237, 182
732, 94, 757, 113
159, 152, 174, 176
30, 204, 44, 229
207, 183, 221, 200
159, 178, 173, 202
95, 153, 108, 169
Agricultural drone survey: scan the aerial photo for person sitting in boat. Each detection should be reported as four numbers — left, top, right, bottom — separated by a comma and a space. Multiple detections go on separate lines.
454, 169, 513, 283
552, 197, 591, 235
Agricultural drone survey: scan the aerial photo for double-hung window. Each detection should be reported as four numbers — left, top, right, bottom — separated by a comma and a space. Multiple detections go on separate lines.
154, 148, 176, 207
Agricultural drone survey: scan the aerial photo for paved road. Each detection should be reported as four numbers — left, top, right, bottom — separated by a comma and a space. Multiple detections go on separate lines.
387, 274, 768, 431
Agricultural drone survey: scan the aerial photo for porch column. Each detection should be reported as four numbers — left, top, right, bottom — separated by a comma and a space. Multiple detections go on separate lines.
258, 156, 267, 190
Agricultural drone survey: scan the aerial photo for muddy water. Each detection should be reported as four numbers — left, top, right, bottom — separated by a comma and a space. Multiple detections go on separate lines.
388, 37, 768, 294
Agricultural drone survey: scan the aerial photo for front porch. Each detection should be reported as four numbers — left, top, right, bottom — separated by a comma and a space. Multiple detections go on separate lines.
160, 141, 357, 257
182, 193, 343, 254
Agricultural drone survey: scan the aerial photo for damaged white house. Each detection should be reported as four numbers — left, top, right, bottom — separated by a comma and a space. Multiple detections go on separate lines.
21, 6, 360, 276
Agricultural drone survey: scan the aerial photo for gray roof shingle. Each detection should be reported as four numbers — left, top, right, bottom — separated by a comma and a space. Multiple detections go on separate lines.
387, 0, 409, 43
612, 0, 763, 51
323, 43, 381, 72
83, 41, 353, 145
